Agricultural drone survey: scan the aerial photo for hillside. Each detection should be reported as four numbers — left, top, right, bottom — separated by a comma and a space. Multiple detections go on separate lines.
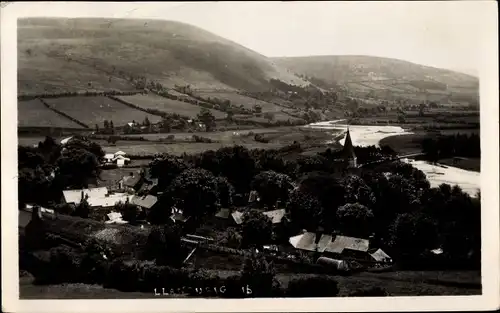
272, 55, 479, 105
18, 18, 308, 95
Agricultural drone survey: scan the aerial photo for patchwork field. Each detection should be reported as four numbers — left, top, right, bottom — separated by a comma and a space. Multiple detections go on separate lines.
18, 99, 85, 129
43, 96, 163, 127
116, 93, 226, 119
197, 92, 287, 113
101, 142, 284, 156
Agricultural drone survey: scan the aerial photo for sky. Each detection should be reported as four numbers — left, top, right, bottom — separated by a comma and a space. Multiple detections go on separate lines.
10, 1, 492, 76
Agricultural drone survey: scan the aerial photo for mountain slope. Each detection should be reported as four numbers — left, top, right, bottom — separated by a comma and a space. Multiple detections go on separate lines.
18, 18, 308, 95
272, 55, 479, 104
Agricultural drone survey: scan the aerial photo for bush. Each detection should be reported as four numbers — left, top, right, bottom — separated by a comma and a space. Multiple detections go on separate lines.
54, 203, 76, 215
240, 253, 280, 297
348, 286, 389, 297
286, 276, 339, 297
39, 245, 84, 284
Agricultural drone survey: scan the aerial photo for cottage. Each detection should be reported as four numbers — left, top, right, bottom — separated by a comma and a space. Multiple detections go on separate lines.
324, 235, 370, 254
119, 172, 143, 191
62, 187, 109, 205
60, 136, 74, 145
62, 187, 132, 210
104, 153, 115, 163
130, 195, 159, 211
289, 232, 333, 252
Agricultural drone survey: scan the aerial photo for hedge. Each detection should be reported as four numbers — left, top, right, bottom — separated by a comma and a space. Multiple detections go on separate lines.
18, 90, 142, 101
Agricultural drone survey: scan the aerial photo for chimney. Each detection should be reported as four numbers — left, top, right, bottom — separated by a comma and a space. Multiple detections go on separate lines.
31, 205, 43, 221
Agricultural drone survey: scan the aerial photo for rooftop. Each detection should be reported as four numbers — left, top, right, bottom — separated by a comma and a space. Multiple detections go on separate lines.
262, 209, 286, 224
62, 187, 109, 205
325, 235, 369, 254
130, 195, 158, 209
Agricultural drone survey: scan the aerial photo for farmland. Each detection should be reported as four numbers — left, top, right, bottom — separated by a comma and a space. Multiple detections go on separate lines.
115, 93, 227, 119
196, 92, 293, 118
102, 142, 283, 157
95, 126, 339, 156
18, 99, 85, 129
43, 96, 163, 127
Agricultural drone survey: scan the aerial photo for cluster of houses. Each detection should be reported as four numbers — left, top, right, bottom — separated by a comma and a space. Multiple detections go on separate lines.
103, 151, 131, 167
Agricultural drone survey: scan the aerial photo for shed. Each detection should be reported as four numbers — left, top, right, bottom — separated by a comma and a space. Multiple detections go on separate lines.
262, 209, 286, 224
316, 257, 350, 271
369, 248, 392, 263
231, 211, 245, 225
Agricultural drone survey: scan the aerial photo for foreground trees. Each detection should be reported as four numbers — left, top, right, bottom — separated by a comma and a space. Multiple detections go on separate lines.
168, 169, 219, 219
251, 171, 294, 208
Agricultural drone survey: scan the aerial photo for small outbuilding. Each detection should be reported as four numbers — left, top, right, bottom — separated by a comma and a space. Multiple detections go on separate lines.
316, 257, 350, 271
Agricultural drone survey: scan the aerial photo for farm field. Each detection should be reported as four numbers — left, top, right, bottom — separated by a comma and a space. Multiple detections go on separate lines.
101, 142, 287, 156
197, 92, 290, 114
18, 99, 85, 129
116, 93, 227, 119
43, 96, 163, 127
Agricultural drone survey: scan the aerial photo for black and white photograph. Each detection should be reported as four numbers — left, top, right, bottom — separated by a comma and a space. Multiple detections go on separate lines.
2, 1, 499, 312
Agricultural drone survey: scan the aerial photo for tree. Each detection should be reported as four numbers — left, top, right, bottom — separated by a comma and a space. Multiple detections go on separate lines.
149, 155, 190, 190
251, 171, 294, 208
241, 210, 273, 249
109, 120, 115, 134
216, 227, 242, 249
263, 112, 275, 122
336, 203, 374, 237
298, 172, 346, 230
253, 104, 262, 114
168, 168, 219, 219
143, 116, 151, 127
95, 124, 99, 133
54, 148, 101, 189
161, 116, 172, 133
390, 211, 438, 260
103, 120, 109, 130
145, 223, 183, 267
114, 199, 141, 223
418, 103, 426, 117
215, 146, 258, 194
197, 108, 216, 132
342, 175, 376, 208
240, 253, 279, 297
215, 176, 235, 208
286, 188, 323, 232
226, 111, 234, 121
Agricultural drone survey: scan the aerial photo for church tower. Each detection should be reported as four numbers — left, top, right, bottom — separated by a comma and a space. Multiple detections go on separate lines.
343, 128, 357, 168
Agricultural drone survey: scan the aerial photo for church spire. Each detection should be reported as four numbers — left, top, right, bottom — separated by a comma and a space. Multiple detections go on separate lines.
343, 127, 357, 168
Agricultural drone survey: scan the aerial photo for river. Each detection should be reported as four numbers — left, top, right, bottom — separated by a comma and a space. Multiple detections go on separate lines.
307, 120, 480, 197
